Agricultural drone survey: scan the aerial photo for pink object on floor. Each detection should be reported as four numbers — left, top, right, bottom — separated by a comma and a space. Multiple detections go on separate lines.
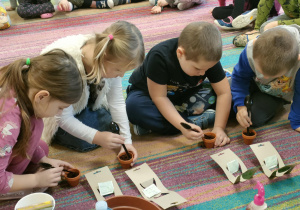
218, 0, 226, 7
40, 13, 53, 19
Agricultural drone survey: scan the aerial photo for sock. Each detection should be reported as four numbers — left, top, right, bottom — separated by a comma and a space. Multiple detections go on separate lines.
68, 2, 74, 11
96, 0, 113, 8
223, 0, 245, 22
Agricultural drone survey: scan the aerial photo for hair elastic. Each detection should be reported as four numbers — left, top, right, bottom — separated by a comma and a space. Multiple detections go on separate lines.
26, 58, 30, 66
108, 34, 114, 40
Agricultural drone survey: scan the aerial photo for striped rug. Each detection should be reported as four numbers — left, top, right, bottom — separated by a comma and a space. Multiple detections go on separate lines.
2, 0, 299, 209
1, 120, 299, 209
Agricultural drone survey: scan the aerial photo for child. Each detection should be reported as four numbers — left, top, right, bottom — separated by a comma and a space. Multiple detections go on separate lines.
150, 0, 204, 14
126, 22, 231, 147
231, 26, 300, 131
41, 21, 145, 165
56, 0, 114, 11
0, 50, 83, 200
56, 0, 145, 12
213, 0, 258, 29
17, 0, 55, 19
233, 0, 299, 47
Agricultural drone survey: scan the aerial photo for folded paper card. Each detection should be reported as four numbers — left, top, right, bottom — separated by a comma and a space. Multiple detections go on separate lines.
250, 142, 297, 178
85, 166, 122, 201
211, 149, 257, 184
125, 163, 187, 209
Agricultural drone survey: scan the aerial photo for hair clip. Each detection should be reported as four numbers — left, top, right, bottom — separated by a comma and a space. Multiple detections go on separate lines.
26, 58, 30, 66
108, 34, 113, 40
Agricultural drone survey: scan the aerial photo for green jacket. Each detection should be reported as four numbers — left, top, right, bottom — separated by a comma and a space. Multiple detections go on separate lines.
255, 0, 300, 29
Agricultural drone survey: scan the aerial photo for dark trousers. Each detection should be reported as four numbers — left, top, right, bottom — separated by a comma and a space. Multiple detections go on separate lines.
247, 81, 288, 127
126, 83, 216, 135
17, 0, 54, 18
53, 106, 112, 152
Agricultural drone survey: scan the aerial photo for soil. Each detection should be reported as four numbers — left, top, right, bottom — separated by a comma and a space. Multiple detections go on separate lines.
120, 154, 132, 161
243, 131, 255, 136
67, 172, 79, 178
204, 134, 214, 139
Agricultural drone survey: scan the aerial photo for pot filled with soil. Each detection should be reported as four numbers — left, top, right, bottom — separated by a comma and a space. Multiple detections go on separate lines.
117, 151, 134, 169
202, 132, 216, 148
242, 128, 257, 145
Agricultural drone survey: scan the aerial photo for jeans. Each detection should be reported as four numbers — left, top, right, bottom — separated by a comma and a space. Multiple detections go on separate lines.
248, 81, 288, 127
126, 82, 216, 135
53, 106, 112, 152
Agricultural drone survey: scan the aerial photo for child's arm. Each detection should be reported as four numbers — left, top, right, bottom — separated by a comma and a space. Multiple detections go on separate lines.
10, 167, 63, 192
147, 78, 203, 140
231, 47, 256, 128
107, 77, 138, 164
288, 69, 300, 132
210, 77, 231, 147
58, 106, 125, 149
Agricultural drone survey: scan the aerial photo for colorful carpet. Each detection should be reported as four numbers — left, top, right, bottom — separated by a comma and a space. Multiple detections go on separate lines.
0, 120, 299, 209
2, 0, 299, 209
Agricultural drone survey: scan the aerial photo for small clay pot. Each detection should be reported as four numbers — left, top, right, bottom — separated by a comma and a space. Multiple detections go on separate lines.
117, 151, 134, 169
64, 168, 80, 187
202, 132, 216, 148
242, 128, 257, 145
106, 195, 160, 210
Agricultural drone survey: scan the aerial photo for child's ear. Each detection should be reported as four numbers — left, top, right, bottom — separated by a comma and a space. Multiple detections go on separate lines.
298, 54, 300, 61
176, 47, 185, 59
34, 90, 50, 103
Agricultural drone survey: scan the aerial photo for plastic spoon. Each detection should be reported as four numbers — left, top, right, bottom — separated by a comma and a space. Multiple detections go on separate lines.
244, 95, 253, 135
39, 162, 76, 176
109, 122, 131, 160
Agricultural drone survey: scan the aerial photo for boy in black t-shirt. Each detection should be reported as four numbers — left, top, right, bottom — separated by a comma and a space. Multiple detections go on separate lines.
126, 22, 231, 147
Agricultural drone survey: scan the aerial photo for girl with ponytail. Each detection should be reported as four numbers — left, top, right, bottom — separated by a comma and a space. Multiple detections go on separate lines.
0, 50, 83, 200
41, 21, 145, 166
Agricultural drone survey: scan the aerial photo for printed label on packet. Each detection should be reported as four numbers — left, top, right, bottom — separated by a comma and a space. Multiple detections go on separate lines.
142, 184, 161, 198
98, 181, 114, 196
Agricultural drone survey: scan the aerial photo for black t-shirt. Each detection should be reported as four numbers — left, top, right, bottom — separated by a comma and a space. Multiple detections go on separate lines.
129, 38, 225, 104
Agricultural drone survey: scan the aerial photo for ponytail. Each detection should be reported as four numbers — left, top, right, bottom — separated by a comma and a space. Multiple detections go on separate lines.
87, 21, 145, 84
0, 59, 34, 158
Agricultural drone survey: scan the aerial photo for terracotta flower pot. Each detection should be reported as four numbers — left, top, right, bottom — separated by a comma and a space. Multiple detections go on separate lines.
242, 128, 257, 145
64, 168, 80, 187
106, 195, 160, 210
202, 132, 216, 148
117, 151, 134, 169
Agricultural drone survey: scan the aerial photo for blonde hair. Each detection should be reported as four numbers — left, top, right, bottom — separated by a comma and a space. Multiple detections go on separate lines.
0, 50, 83, 158
87, 21, 145, 84
178, 22, 222, 62
253, 27, 299, 76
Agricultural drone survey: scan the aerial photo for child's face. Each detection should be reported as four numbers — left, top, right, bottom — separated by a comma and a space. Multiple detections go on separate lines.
177, 48, 218, 76
32, 91, 71, 118
102, 59, 132, 78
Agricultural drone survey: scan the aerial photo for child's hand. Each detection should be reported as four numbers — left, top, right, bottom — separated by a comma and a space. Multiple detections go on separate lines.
40, 156, 74, 170
211, 127, 230, 147
35, 167, 63, 188
236, 106, 252, 128
93, 131, 125, 150
58, 0, 70, 11
118, 144, 138, 166
180, 122, 203, 140
264, 21, 279, 31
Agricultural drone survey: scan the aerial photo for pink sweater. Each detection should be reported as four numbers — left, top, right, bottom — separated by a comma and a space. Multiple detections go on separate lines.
0, 96, 45, 194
